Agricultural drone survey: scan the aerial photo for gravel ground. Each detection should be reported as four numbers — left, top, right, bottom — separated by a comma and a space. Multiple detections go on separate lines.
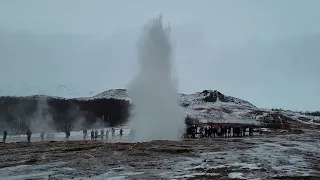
0, 129, 319, 180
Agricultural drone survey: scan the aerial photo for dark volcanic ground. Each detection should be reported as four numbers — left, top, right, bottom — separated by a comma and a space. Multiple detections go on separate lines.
0, 129, 319, 180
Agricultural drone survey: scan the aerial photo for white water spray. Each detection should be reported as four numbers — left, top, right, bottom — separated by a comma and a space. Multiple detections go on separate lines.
128, 16, 185, 142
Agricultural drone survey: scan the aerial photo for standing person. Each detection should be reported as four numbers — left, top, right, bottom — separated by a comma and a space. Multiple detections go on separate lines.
199, 127, 204, 138
249, 126, 253, 136
130, 129, 135, 140
100, 129, 105, 140
111, 127, 115, 139
243, 126, 247, 137
105, 129, 109, 140
83, 129, 87, 140
192, 126, 196, 138
91, 130, 94, 140
3, 129, 7, 143
119, 128, 123, 140
40, 131, 45, 142
94, 129, 98, 140
224, 125, 228, 138
215, 125, 220, 137
26, 129, 32, 142
212, 126, 216, 137
65, 129, 70, 141
208, 126, 212, 138
227, 126, 232, 137
233, 126, 237, 137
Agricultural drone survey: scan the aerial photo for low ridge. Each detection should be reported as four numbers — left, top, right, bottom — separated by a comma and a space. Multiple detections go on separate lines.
0, 89, 319, 128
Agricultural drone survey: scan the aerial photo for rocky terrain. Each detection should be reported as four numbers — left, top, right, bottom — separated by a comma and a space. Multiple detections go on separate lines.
178, 89, 320, 128
0, 128, 319, 180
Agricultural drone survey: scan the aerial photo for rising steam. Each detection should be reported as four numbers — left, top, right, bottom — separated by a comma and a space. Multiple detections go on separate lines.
30, 97, 54, 133
127, 15, 184, 142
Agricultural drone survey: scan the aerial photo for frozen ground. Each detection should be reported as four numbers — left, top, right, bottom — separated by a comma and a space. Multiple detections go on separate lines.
1, 128, 131, 143
0, 128, 319, 180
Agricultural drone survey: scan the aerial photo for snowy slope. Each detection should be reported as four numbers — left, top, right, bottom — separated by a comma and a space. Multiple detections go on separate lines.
85, 89, 320, 126
3, 89, 319, 126
179, 90, 259, 125
80, 89, 130, 101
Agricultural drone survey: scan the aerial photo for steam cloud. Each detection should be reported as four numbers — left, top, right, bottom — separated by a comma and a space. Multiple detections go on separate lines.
127, 15, 185, 142
30, 97, 54, 133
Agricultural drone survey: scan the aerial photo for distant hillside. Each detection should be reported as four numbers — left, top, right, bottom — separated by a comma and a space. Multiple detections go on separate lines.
90, 89, 320, 126
0, 89, 319, 133
0, 95, 130, 133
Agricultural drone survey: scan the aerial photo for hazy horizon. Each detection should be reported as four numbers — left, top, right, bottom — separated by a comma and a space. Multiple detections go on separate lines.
0, 0, 319, 111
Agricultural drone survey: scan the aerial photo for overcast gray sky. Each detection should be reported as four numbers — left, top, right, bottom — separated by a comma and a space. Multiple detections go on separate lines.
0, 0, 319, 111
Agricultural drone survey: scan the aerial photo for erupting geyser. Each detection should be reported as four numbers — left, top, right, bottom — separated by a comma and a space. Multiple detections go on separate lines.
127, 15, 184, 142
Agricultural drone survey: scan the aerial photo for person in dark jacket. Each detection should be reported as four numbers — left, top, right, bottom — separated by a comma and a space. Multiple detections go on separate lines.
119, 128, 123, 140
65, 129, 70, 141
26, 130, 32, 142
40, 131, 45, 142
83, 129, 87, 140
3, 130, 7, 142
111, 127, 115, 139
91, 130, 94, 140
94, 130, 98, 140
105, 129, 109, 140
100, 129, 105, 140
249, 126, 254, 136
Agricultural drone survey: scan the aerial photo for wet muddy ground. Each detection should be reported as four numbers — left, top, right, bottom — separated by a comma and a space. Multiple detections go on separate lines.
0, 129, 319, 180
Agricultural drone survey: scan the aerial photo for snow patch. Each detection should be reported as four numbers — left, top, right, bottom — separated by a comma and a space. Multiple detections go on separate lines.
228, 172, 245, 179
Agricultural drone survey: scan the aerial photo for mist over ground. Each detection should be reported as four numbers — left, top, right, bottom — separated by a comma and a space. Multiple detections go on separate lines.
0, 97, 130, 133
29, 98, 54, 133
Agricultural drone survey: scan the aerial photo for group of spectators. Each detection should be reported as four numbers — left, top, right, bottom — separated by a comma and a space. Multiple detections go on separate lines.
82, 127, 124, 140
2, 127, 125, 143
185, 124, 255, 138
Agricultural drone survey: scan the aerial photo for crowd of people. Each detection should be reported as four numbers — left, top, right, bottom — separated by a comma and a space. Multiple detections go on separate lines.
82, 127, 124, 141
2, 124, 259, 143
2, 127, 125, 143
185, 124, 256, 138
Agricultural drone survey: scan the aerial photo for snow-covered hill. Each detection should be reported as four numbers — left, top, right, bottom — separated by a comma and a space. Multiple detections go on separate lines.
81, 89, 130, 101
2, 89, 319, 126
86, 89, 320, 126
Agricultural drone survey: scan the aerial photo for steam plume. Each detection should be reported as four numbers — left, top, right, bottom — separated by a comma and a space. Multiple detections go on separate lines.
128, 15, 184, 142
30, 97, 54, 133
